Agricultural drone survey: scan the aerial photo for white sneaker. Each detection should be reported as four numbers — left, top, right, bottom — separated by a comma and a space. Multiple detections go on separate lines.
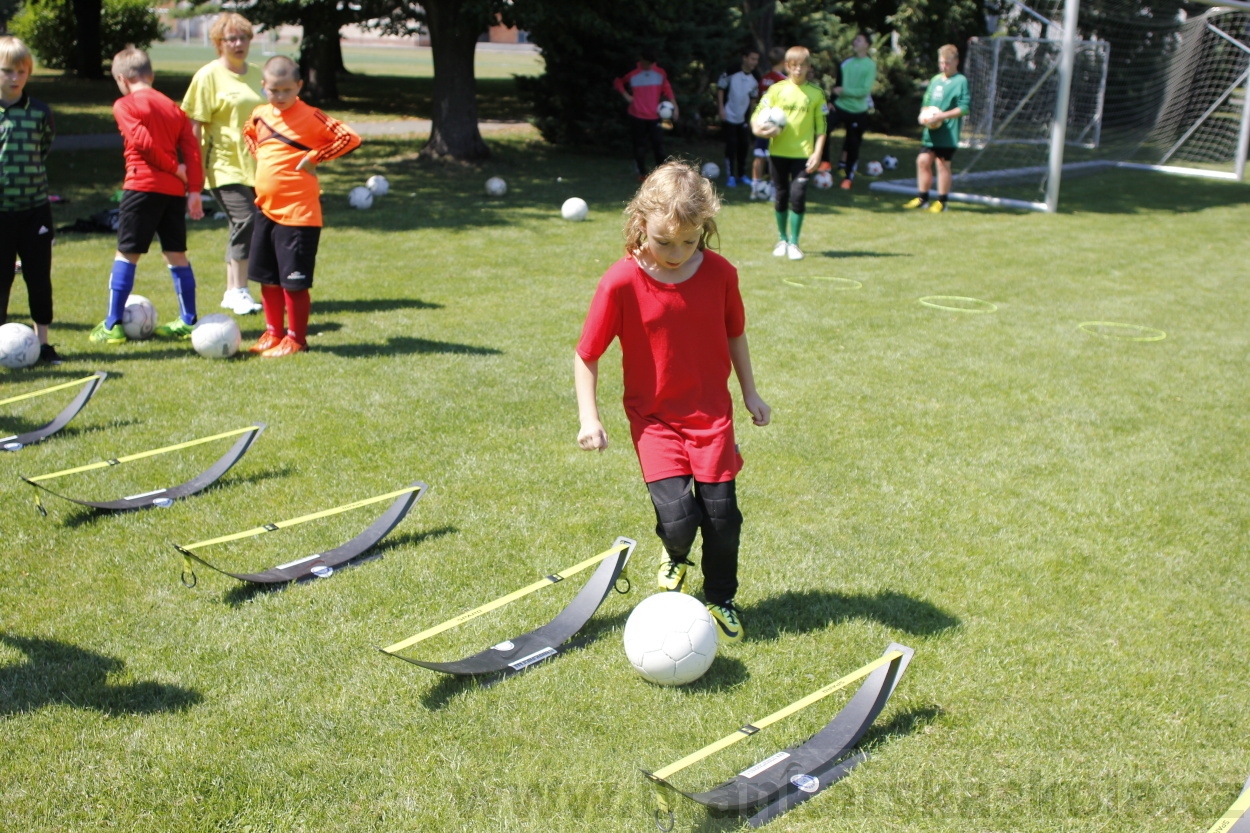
232, 288, 262, 315
787, 243, 804, 260
773, 240, 789, 257
220, 288, 239, 310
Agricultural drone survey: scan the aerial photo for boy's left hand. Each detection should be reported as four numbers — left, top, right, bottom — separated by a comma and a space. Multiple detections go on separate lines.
744, 393, 771, 426
187, 192, 204, 221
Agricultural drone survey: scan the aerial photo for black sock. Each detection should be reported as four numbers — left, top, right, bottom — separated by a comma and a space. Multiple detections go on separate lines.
937, 194, 948, 203
919, 191, 930, 202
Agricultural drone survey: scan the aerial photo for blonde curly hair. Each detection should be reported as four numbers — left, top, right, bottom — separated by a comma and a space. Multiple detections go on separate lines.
623, 161, 720, 256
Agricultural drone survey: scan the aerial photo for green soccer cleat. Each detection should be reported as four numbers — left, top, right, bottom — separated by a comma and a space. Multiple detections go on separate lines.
657, 556, 688, 593
154, 319, 194, 340
88, 321, 126, 344
706, 601, 744, 643
903, 197, 929, 210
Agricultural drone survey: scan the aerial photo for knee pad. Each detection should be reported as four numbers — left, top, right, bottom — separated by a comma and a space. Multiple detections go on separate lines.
651, 488, 701, 559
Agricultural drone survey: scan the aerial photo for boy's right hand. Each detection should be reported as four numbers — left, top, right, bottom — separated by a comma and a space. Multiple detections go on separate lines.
175, 163, 188, 185
578, 421, 609, 451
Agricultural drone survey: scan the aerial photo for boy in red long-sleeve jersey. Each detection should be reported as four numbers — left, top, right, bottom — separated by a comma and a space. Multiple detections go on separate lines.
243, 55, 360, 358
89, 48, 204, 344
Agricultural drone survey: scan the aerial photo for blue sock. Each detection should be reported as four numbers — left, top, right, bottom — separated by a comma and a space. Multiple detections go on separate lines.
169, 264, 197, 325
105, 257, 136, 329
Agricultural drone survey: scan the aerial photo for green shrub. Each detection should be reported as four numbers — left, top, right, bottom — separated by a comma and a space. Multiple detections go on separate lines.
11, 0, 165, 72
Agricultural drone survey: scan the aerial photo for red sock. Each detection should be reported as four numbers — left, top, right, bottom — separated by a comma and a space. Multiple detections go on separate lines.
284, 288, 310, 346
261, 284, 284, 335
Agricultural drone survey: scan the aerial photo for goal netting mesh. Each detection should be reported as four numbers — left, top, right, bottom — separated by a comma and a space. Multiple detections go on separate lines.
873, 1, 1250, 210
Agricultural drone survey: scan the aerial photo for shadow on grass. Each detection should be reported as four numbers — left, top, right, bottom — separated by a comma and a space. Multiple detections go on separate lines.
218, 525, 458, 607
316, 298, 443, 314
320, 336, 502, 359
818, 250, 913, 259
0, 634, 202, 717
70, 347, 196, 363
744, 590, 959, 640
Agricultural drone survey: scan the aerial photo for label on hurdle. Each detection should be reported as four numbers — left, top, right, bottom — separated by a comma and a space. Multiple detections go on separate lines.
0, 372, 106, 450
1207, 778, 1250, 833
22, 423, 263, 514
381, 537, 636, 677
643, 643, 914, 826
175, 482, 427, 587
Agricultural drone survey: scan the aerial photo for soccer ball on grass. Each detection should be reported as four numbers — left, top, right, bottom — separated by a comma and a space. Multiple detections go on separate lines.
813, 170, 834, 189
865, 160, 884, 176
191, 314, 242, 359
882, 154, 899, 170
623, 592, 719, 686
0, 322, 40, 369
365, 175, 389, 197
485, 176, 507, 197
349, 186, 374, 209
701, 162, 720, 179
561, 197, 589, 222
122, 295, 157, 340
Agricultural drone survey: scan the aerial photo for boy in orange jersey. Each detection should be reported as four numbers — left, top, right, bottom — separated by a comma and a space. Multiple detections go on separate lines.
242, 55, 360, 357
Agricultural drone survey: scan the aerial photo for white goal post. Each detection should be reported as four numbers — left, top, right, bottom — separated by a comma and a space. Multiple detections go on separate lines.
870, 0, 1250, 212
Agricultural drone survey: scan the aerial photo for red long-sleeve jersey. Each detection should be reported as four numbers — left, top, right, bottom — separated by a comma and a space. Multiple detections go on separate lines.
113, 87, 203, 197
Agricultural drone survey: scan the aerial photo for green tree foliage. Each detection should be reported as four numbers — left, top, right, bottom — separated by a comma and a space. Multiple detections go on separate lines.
515, 0, 740, 147
10, 0, 163, 74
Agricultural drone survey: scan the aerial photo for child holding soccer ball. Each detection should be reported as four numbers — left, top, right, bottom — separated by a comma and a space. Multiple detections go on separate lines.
904, 44, 971, 213
574, 161, 771, 643
243, 56, 360, 357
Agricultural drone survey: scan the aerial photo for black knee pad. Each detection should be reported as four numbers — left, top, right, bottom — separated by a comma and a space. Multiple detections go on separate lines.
649, 482, 701, 561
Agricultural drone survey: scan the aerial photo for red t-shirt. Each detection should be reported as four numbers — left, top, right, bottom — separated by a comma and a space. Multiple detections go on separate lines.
577, 250, 746, 483
113, 88, 203, 197
758, 69, 786, 97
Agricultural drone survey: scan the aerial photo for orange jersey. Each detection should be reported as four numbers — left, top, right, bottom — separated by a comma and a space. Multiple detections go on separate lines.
243, 99, 360, 227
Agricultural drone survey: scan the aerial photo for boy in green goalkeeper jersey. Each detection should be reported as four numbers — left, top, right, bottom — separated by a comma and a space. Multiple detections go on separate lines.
826, 33, 877, 189
904, 44, 971, 213
751, 46, 826, 261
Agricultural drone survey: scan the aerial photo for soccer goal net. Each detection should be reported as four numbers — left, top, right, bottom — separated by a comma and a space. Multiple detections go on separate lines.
871, 0, 1250, 211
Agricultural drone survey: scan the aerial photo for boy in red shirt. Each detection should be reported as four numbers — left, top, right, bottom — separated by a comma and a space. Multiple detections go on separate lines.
575, 162, 771, 643
89, 48, 204, 344
614, 52, 677, 179
243, 56, 360, 357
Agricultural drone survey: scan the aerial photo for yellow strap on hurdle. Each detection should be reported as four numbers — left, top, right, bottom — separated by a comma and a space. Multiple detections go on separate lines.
179, 485, 423, 550
651, 650, 905, 781
27, 425, 258, 483
1207, 788, 1250, 833
0, 374, 100, 407
381, 542, 630, 655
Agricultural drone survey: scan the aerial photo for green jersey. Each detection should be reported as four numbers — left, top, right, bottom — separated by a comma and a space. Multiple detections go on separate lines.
181, 61, 265, 189
921, 72, 971, 148
754, 79, 828, 159
0, 94, 54, 212
835, 56, 877, 114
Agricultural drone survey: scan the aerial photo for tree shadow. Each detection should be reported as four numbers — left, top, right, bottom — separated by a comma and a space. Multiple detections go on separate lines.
219, 525, 459, 607
0, 634, 202, 717
315, 298, 443, 315
320, 336, 502, 359
70, 347, 197, 363
744, 590, 960, 641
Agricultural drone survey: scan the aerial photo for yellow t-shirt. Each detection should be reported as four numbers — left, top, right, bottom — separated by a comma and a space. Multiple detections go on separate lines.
181, 60, 265, 189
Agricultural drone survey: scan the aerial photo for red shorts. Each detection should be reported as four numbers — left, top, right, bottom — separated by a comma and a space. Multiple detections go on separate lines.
630, 415, 742, 484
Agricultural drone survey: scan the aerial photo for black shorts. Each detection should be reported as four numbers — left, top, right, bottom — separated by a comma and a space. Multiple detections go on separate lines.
116, 190, 187, 254
829, 105, 866, 133
921, 145, 957, 161
248, 212, 319, 291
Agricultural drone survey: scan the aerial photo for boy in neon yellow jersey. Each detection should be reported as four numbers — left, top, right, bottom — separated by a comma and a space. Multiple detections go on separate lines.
751, 46, 826, 260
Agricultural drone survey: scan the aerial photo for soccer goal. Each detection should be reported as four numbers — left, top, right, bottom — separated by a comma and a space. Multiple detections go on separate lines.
870, 0, 1250, 211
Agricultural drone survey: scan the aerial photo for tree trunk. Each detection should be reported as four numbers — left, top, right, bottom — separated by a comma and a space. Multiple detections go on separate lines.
422, 0, 490, 161
298, 4, 341, 102
741, 0, 775, 59
71, 0, 103, 78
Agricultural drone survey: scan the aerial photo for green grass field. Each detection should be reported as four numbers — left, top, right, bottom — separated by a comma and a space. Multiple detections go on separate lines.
3, 126, 1250, 833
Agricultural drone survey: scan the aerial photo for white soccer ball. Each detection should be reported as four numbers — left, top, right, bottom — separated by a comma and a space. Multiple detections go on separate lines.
191, 313, 241, 359
349, 186, 374, 210
365, 175, 389, 197
658, 100, 675, 120
122, 295, 157, 340
882, 154, 899, 170
485, 176, 507, 197
0, 322, 40, 369
866, 160, 884, 177
701, 162, 720, 179
623, 592, 719, 686
561, 197, 589, 222
759, 106, 787, 130
813, 170, 834, 189
919, 106, 945, 128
